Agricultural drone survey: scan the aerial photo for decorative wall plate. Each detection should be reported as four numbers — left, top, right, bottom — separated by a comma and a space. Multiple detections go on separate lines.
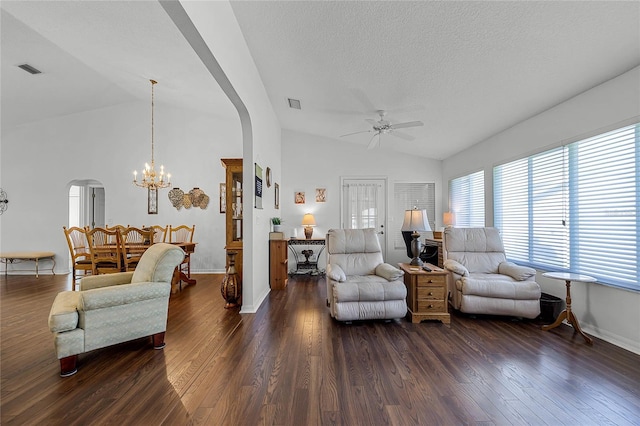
266, 167, 272, 187
168, 187, 184, 209
0, 188, 8, 215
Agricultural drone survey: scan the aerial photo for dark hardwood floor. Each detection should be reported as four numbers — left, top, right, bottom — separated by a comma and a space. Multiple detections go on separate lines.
1, 272, 639, 425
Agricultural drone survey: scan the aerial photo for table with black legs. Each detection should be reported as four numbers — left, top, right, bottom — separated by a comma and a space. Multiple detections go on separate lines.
541, 271, 596, 345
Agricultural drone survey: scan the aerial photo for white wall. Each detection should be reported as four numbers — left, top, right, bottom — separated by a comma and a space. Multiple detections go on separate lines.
281, 129, 443, 269
442, 66, 640, 354
0, 101, 241, 276
178, 0, 282, 313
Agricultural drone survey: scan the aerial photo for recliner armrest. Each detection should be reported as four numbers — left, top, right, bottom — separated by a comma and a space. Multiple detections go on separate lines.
375, 263, 404, 281
79, 272, 135, 291
444, 259, 469, 277
498, 261, 536, 281
326, 264, 346, 282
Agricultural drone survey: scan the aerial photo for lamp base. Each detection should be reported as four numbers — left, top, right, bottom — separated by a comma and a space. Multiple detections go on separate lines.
304, 226, 313, 239
409, 231, 423, 266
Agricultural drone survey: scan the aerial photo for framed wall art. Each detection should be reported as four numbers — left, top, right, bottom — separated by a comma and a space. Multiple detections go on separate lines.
275, 183, 280, 209
219, 183, 226, 213
316, 188, 326, 203
255, 163, 263, 209
295, 191, 305, 204
148, 187, 158, 214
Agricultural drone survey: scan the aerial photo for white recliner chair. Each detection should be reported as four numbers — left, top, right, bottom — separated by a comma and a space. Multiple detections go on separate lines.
326, 228, 407, 322
48, 243, 184, 376
443, 227, 541, 319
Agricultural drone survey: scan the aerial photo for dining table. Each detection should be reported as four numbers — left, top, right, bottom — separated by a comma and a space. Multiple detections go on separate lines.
92, 241, 196, 294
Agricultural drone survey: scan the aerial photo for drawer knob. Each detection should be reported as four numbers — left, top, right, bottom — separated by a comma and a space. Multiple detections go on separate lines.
428, 292, 433, 296
428, 280, 433, 283
428, 304, 434, 308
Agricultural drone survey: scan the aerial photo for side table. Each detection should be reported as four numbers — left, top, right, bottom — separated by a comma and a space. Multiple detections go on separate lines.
541, 272, 596, 345
399, 263, 450, 324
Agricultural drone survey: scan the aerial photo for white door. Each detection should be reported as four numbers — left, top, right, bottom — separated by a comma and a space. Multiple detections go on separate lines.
340, 178, 387, 258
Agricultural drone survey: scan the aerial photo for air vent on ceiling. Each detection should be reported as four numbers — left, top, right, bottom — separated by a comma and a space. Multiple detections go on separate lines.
287, 98, 301, 110
17, 64, 42, 74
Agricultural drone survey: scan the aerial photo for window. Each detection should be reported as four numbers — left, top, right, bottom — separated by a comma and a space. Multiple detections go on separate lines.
449, 170, 485, 227
393, 182, 435, 249
494, 123, 639, 291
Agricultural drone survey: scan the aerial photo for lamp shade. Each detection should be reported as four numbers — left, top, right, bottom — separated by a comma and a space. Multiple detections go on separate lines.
301, 213, 316, 227
401, 209, 431, 232
443, 211, 456, 227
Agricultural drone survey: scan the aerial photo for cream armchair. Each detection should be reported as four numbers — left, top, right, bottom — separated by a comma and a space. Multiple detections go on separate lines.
443, 227, 541, 319
48, 243, 184, 376
326, 228, 407, 322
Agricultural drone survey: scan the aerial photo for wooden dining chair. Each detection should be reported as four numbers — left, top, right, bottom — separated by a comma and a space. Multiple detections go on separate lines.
169, 224, 195, 281
120, 227, 154, 271
86, 227, 123, 275
149, 225, 168, 243
62, 226, 93, 282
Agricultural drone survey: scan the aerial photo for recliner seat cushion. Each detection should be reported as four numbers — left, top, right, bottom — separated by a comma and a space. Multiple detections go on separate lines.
457, 274, 540, 300
332, 276, 407, 303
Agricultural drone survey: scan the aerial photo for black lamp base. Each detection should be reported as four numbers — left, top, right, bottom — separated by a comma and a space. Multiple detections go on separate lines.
409, 231, 423, 266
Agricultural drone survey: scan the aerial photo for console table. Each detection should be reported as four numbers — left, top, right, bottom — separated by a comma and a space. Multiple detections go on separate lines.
288, 238, 326, 274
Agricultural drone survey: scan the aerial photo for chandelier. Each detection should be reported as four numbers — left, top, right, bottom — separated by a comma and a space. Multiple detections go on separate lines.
133, 79, 171, 190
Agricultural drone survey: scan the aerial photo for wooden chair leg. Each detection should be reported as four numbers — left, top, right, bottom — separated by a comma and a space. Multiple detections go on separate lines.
152, 332, 166, 349
60, 355, 78, 377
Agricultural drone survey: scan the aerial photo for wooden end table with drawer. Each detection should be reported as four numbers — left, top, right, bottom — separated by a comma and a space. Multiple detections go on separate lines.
398, 263, 450, 324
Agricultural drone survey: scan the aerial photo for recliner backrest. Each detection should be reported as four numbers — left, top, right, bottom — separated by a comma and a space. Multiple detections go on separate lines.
327, 228, 383, 276
444, 227, 507, 274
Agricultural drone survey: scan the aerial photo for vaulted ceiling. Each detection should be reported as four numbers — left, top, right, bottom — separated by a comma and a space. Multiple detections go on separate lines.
2, 1, 639, 159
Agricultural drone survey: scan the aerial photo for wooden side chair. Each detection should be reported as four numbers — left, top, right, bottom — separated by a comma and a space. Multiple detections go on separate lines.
62, 226, 93, 282
169, 224, 195, 281
149, 225, 168, 243
86, 227, 123, 275
120, 227, 154, 271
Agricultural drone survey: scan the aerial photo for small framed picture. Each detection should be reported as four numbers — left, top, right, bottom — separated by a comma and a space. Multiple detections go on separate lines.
219, 183, 226, 214
295, 191, 305, 204
148, 187, 158, 214
275, 183, 280, 209
316, 188, 326, 203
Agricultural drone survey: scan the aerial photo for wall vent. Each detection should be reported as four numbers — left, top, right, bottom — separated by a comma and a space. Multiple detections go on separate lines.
287, 98, 301, 109
17, 64, 42, 74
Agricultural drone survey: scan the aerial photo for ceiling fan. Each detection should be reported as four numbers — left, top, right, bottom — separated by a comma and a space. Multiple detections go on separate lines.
340, 110, 424, 149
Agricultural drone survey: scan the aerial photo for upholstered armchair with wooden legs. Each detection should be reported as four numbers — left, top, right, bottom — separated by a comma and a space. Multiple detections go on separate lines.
48, 243, 184, 377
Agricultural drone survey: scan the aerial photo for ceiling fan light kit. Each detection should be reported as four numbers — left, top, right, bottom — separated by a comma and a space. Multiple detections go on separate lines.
341, 110, 424, 149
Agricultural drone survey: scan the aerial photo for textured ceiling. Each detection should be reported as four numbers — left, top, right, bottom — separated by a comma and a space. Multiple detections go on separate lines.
2, 1, 639, 160
231, 1, 640, 159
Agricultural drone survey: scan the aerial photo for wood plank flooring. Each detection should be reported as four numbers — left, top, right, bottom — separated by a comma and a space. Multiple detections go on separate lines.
1, 273, 639, 425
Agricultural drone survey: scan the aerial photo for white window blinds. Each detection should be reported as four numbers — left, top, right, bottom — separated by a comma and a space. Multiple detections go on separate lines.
494, 123, 639, 291
449, 170, 485, 227
393, 183, 435, 249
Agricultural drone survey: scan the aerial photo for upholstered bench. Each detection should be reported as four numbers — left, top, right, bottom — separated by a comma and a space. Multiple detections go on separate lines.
0, 251, 56, 278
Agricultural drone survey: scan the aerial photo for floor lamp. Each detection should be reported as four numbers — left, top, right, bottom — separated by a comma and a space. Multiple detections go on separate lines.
401, 208, 432, 266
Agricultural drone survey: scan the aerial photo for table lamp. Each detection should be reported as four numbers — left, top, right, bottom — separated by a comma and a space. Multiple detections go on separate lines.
302, 213, 316, 239
401, 208, 432, 266
443, 212, 455, 228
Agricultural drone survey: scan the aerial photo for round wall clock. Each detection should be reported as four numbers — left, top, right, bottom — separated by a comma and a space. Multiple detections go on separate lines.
265, 167, 272, 188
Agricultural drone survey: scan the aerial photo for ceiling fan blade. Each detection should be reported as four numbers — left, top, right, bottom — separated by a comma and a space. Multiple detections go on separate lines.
390, 120, 424, 130
340, 129, 372, 137
389, 131, 415, 141
367, 133, 380, 150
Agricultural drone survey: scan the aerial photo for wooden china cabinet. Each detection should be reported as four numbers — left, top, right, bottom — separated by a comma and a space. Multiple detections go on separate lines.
221, 158, 243, 281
